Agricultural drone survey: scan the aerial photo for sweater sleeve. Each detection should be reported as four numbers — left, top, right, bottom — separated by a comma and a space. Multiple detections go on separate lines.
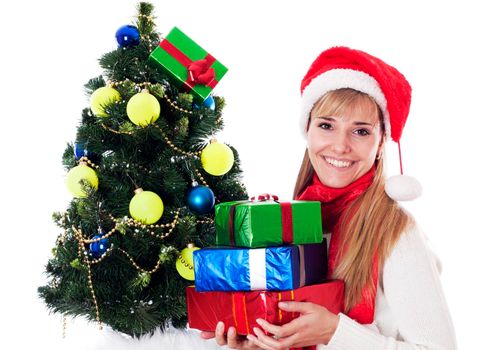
317, 225, 457, 350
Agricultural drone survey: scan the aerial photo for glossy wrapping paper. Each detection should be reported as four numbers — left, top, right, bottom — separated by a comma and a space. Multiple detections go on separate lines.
186, 280, 345, 335
193, 241, 327, 292
215, 200, 323, 248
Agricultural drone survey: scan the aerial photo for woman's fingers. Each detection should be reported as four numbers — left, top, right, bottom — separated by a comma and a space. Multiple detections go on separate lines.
215, 321, 227, 346
226, 327, 239, 348
200, 331, 215, 339
252, 327, 287, 350
256, 317, 304, 339
278, 301, 319, 314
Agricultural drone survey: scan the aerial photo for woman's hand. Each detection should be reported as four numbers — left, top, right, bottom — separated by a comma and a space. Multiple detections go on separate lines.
200, 321, 262, 349
246, 301, 340, 350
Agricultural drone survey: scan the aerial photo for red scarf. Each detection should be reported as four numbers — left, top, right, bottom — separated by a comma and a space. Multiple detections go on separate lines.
296, 167, 378, 324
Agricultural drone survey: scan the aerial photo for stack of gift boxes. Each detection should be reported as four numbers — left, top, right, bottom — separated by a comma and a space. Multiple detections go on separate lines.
187, 195, 345, 336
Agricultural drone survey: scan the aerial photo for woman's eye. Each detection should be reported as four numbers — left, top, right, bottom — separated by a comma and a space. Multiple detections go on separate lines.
319, 123, 332, 130
354, 128, 370, 136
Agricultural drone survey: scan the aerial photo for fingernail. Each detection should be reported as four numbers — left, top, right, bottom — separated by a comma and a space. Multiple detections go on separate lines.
253, 327, 260, 335
216, 321, 223, 331
279, 302, 288, 308
255, 318, 263, 325
247, 334, 255, 341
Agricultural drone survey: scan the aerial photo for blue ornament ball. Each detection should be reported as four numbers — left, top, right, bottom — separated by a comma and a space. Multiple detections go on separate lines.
115, 25, 140, 48
89, 234, 109, 258
193, 95, 216, 111
187, 185, 215, 215
74, 143, 91, 160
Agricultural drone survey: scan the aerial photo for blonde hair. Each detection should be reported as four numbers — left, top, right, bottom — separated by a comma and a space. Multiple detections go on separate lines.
293, 89, 414, 311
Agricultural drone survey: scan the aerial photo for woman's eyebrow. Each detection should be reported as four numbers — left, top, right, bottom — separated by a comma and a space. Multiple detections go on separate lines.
315, 116, 374, 126
314, 116, 336, 121
353, 121, 374, 126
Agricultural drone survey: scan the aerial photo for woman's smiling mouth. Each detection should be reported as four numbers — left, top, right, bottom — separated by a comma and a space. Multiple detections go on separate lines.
323, 156, 355, 168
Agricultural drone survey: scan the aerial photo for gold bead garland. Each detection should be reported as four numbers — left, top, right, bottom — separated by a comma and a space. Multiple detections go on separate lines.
177, 254, 194, 271
138, 14, 155, 21
78, 156, 99, 169
162, 94, 193, 115
194, 168, 208, 187
62, 314, 67, 338
113, 208, 181, 240
118, 248, 162, 274
152, 124, 201, 157
196, 218, 214, 225
72, 226, 103, 330
101, 122, 134, 135
136, 13, 156, 51
85, 257, 103, 330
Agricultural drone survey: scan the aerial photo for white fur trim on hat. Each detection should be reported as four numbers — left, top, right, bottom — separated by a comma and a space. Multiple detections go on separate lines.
300, 69, 391, 139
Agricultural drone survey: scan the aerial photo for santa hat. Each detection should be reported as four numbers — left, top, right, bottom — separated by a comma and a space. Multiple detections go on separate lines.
300, 46, 421, 201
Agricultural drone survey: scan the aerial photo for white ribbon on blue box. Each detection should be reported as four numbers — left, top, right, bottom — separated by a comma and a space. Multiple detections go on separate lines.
193, 243, 327, 292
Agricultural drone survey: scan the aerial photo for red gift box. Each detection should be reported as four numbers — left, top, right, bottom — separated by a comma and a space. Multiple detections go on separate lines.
186, 280, 344, 335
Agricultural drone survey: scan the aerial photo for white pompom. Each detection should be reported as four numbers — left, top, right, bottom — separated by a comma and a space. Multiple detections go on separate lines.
384, 175, 422, 201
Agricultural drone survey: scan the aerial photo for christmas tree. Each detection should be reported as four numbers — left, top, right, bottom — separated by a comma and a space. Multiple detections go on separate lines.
38, 2, 247, 338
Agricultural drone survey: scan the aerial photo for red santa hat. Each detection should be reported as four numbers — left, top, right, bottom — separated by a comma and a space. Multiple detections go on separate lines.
300, 46, 421, 201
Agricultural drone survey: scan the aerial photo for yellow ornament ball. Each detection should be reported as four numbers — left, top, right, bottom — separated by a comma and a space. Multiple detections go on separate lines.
90, 86, 121, 117
126, 91, 160, 126
201, 141, 234, 176
176, 244, 200, 281
65, 163, 99, 198
129, 188, 164, 225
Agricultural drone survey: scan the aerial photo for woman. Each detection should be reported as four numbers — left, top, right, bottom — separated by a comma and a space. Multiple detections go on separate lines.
201, 46, 457, 349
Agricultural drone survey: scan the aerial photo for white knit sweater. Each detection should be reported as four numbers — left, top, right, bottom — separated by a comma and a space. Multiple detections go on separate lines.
318, 225, 458, 350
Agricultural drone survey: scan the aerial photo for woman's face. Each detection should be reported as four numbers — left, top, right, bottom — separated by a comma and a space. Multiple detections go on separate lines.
306, 97, 383, 188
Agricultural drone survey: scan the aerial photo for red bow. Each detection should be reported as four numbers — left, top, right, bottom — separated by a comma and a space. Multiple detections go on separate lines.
250, 193, 279, 202
188, 58, 215, 86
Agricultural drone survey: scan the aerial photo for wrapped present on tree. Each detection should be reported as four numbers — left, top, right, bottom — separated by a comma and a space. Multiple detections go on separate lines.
215, 195, 323, 248
149, 26, 228, 102
193, 242, 327, 292
187, 280, 344, 335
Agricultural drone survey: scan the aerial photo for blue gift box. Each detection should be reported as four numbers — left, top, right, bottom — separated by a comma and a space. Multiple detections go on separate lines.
193, 241, 327, 292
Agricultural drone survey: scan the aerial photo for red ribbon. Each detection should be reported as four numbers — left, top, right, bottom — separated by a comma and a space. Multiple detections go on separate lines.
280, 202, 294, 244
228, 204, 239, 246
232, 292, 250, 335
159, 39, 218, 89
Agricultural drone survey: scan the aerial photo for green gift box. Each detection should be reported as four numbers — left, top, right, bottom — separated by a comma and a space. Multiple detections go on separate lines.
215, 199, 323, 248
149, 27, 228, 102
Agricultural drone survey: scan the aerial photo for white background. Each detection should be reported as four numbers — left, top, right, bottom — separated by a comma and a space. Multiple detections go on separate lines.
0, 0, 482, 348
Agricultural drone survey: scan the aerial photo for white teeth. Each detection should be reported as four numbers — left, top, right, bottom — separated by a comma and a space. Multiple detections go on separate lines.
325, 157, 352, 168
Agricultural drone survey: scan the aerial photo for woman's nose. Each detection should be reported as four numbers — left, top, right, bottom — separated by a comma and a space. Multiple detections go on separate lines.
331, 131, 351, 154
